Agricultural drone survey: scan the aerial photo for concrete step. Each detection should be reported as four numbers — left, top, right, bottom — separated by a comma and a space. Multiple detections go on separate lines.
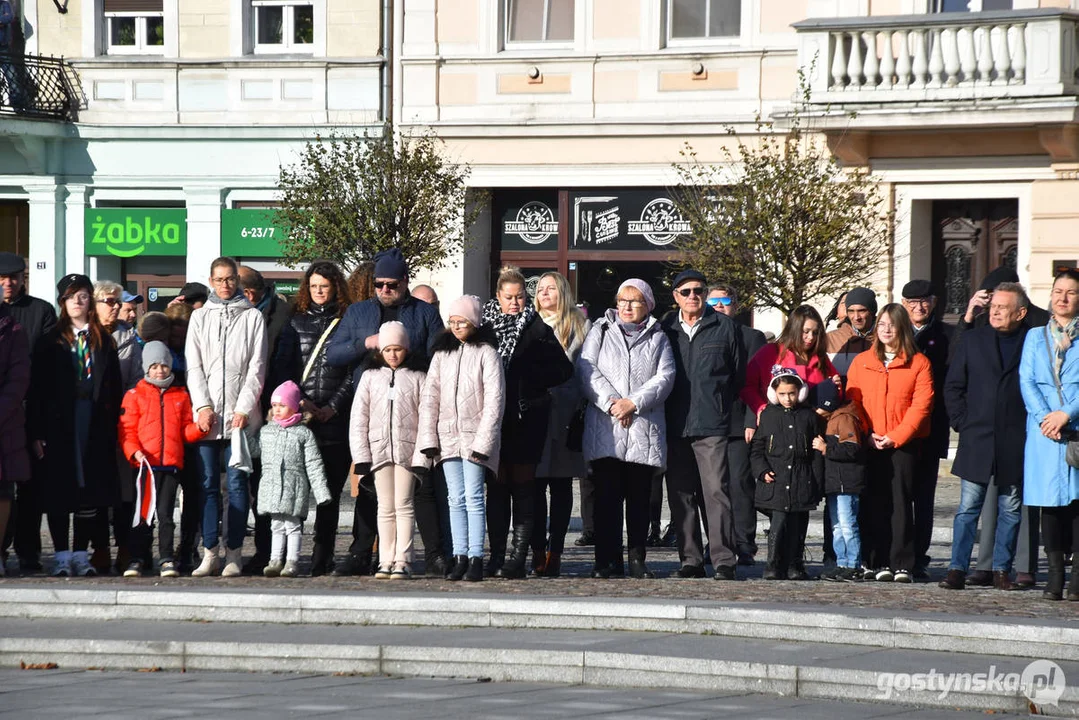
0, 616, 1074, 716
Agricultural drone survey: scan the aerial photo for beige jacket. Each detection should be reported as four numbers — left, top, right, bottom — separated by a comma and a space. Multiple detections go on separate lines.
416, 327, 505, 474
350, 364, 427, 472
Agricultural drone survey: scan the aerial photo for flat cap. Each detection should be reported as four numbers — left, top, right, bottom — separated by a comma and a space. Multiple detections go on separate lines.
901, 279, 934, 299
0, 252, 26, 275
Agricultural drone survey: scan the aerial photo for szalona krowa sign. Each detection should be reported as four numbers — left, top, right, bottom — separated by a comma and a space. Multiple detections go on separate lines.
85, 209, 188, 258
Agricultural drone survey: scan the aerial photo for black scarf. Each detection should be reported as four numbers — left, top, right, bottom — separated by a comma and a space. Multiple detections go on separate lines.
482, 299, 534, 369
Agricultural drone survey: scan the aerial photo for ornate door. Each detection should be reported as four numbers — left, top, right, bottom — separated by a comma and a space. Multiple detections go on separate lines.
932, 199, 1018, 323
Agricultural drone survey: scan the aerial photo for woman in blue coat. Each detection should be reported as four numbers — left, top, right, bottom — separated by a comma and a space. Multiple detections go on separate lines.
1019, 269, 1079, 601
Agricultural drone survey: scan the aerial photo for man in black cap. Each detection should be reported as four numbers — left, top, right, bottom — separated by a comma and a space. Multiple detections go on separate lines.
901, 279, 951, 579
0, 252, 56, 574
170, 282, 209, 309
325, 248, 445, 577
660, 268, 745, 580
826, 286, 877, 381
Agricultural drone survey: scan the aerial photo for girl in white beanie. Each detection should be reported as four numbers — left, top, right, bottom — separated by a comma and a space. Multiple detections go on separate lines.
350, 321, 428, 579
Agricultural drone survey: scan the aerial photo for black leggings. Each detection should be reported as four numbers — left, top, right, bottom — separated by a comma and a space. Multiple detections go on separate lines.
531, 476, 572, 556
1042, 500, 1079, 554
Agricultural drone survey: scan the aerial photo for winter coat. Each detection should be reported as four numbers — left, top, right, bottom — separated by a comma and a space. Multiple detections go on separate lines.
741, 343, 838, 420
1019, 325, 1079, 507
499, 312, 575, 465
822, 400, 868, 496
732, 322, 768, 434
185, 296, 268, 441
660, 309, 745, 439
945, 325, 1029, 487
417, 326, 506, 475
273, 301, 354, 446
326, 295, 444, 385
951, 302, 1050, 363
119, 380, 206, 469
6, 290, 56, 354
846, 349, 934, 448
256, 421, 331, 517
27, 329, 123, 513
112, 323, 142, 391
257, 290, 294, 413
578, 310, 675, 470
536, 315, 590, 479
350, 360, 427, 473
750, 403, 823, 512
913, 316, 951, 458
826, 323, 875, 379
0, 306, 30, 485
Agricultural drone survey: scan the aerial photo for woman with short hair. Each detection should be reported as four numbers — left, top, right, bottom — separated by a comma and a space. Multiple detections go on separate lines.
94, 280, 141, 391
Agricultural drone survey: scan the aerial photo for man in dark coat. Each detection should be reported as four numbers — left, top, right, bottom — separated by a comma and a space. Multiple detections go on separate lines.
660, 269, 745, 580
0, 302, 30, 577
940, 282, 1030, 591
707, 284, 767, 565
951, 266, 1050, 354
0, 252, 56, 574
901, 279, 950, 578
325, 248, 445, 576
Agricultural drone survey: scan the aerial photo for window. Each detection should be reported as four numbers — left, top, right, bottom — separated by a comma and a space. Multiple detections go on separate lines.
929, 0, 1012, 10
103, 0, 164, 55
505, 0, 574, 44
253, 1, 314, 53
667, 0, 741, 41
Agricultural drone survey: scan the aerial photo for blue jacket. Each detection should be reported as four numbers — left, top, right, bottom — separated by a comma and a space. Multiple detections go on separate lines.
1019, 325, 1079, 507
324, 295, 444, 385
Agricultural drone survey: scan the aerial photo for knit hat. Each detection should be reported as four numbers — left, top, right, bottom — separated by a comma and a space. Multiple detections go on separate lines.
617, 279, 656, 314
138, 311, 171, 344
373, 248, 408, 281
812, 378, 842, 412
767, 365, 808, 405
271, 380, 303, 413
844, 287, 877, 313
57, 273, 92, 299
378, 320, 410, 350
901, 279, 934, 299
980, 266, 1019, 292
672, 269, 707, 290
447, 295, 482, 328
141, 341, 173, 374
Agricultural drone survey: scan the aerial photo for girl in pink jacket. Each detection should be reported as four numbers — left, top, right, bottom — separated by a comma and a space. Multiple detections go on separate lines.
350, 321, 427, 579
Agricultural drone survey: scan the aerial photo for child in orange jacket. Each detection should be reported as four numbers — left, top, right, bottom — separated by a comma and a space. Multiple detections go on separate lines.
118, 341, 206, 578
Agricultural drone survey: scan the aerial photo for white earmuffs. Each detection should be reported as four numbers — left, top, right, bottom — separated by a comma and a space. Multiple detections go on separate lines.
767, 374, 809, 405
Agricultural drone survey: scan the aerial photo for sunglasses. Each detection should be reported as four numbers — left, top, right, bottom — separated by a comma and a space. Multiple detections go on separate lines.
97, 297, 120, 306
375, 281, 400, 291
676, 287, 705, 297
706, 296, 733, 307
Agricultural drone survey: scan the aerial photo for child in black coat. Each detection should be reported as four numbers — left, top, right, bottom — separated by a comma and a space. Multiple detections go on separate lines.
751, 366, 824, 580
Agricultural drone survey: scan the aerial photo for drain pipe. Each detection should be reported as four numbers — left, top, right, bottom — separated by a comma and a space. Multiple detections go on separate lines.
381, 0, 393, 125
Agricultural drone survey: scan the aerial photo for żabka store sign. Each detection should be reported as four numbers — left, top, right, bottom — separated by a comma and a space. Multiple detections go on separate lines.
85, 209, 187, 258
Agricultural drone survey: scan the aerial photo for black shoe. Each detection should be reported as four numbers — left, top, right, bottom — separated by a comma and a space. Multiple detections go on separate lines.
242, 554, 268, 577
675, 564, 706, 579
628, 549, 654, 579
821, 567, 842, 582
447, 555, 468, 582
787, 566, 810, 581
19, 556, 43, 574
912, 565, 930, 581
574, 531, 595, 547
591, 563, 612, 579
967, 570, 994, 587
645, 522, 662, 548
425, 555, 449, 578
332, 553, 369, 577
736, 552, 755, 567
713, 565, 736, 581
485, 554, 505, 577
464, 557, 483, 582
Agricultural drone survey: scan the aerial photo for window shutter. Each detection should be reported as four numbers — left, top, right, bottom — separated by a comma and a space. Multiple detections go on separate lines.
103, 0, 164, 12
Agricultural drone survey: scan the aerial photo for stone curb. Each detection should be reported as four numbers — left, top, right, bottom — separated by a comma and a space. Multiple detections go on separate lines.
1, 588, 1076, 662
0, 636, 1074, 716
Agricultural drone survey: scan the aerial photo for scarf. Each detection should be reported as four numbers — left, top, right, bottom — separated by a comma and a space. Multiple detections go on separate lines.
1048, 316, 1079, 377
274, 412, 303, 428
482, 298, 534, 369
73, 328, 92, 380
207, 290, 248, 307
146, 373, 174, 390
618, 320, 647, 340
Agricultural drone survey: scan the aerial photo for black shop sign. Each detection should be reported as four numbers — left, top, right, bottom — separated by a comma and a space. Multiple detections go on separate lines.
497, 190, 560, 252
570, 190, 691, 251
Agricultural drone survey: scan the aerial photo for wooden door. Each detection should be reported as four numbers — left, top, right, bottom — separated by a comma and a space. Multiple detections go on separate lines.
932, 199, 1018, 323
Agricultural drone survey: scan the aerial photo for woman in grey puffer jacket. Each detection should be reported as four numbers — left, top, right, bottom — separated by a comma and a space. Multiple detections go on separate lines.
577, 279, 675, 579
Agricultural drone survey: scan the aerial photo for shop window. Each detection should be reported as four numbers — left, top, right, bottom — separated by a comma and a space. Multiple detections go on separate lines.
103, 0, 164, 55
252, 0, 314, 53
667, 0, 741, 42
505, 0, 575, 44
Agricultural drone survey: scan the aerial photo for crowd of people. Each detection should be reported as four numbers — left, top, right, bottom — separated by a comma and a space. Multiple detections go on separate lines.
0, 248, 1077, 601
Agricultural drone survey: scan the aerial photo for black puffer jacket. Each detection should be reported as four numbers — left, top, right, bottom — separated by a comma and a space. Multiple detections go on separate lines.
272, 301, 353, 445
750, 403, 823, 512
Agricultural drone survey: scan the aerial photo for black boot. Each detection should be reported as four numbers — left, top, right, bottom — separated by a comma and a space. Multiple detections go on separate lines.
447, 555, 468, 582
465, 556, 483, 581
763, 528, 779, 581
332, 552, 370, 577
425, 554, 449, 578
628, 547, 654, 579
309, 543, 332, 578
1068, 565, 1079, 602
485, 483, 509, 577
1045, 551, 1065, 601
645, 522, 661, 548
610, 550, 625, 578
497, 482, 534, 579
497, 525, 530, 579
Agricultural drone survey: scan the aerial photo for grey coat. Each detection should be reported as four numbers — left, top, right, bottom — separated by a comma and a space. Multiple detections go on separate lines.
577, 311, 675, 470
113, 323, 142, 391
536, 316, 590, 479
255, 421, 331, 518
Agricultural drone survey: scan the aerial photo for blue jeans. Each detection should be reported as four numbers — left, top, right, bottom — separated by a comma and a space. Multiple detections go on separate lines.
827, 493, 861, 569
195, 441, 250, 551
442, 458, 486, 558
950, 479, 1020, 573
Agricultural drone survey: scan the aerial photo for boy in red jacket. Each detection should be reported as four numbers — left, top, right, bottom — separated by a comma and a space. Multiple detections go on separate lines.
118, 341, 206, 577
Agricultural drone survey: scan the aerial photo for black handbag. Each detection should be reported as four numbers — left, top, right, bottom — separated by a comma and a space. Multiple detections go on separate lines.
566, 401, 586, 452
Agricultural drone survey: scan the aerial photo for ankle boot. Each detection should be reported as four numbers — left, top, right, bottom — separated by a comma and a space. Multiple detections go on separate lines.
497, 525, 529, 579
447, 555, 468, 581
628, 547, 654, 579
221, 547, 243, 577
192, 545, 220, 578
1068, 566, 1079, 601
763, 529, 779, 580
529, 549, 547, 577
464, 556, 483, 582
1044, 551, 1065, 601
544, 551, 561, 578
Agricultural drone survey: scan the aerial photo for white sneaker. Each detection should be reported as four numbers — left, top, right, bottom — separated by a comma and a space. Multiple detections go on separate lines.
221, 548, 242, 577
52, 551, 72, 577
191, 545, 220, 577
71, 551, 96, 577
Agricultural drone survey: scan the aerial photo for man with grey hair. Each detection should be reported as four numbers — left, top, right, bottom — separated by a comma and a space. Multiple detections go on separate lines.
940, 281, 1030, 591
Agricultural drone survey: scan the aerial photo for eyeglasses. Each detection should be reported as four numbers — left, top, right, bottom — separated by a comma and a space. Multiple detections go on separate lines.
903, 297, 932, 306
211, 276, 238, 286
96, 297, 120, 306
448, 320, 473, 329
706, 296, 733, 307
375, 281, 400, 291
616, 299, 646, 308
676, 287, 705, 297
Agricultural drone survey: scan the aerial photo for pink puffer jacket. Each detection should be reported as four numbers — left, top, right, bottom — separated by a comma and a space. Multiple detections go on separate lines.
350, 364, 427, 472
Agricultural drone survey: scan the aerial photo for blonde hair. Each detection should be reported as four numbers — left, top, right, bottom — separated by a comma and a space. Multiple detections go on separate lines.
496, 265, 527, 294
534, 272, 586, 350
93, 280, 123, 300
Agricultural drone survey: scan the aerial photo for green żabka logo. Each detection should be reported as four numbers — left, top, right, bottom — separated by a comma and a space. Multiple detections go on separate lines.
85, 209, 188, 258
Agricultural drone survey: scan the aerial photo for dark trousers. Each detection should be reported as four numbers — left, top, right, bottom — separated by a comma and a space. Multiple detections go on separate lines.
48, 508, 104, 552
592, 457, 652, 568
487, 463, 536, 563
913, 451, 941, 568
769, 509, 809, 576
727, 434, 759, 556
311, 443, 350, 567
1042, 500, 1079, 554
129, 470, 180, 565
177, 448, 201, 566
863, 442, 920, 571
414, 461, 449, 564
649, 473, 663, 524
346, 473, 379, 568
5, 463, 43, 562
532, 476, 572, 556
248, 457, 272, 561
579, 475, 595, 535
666, 435, 737, 568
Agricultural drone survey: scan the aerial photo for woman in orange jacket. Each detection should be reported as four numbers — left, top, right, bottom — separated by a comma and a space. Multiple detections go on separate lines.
846, 303, 934, 584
